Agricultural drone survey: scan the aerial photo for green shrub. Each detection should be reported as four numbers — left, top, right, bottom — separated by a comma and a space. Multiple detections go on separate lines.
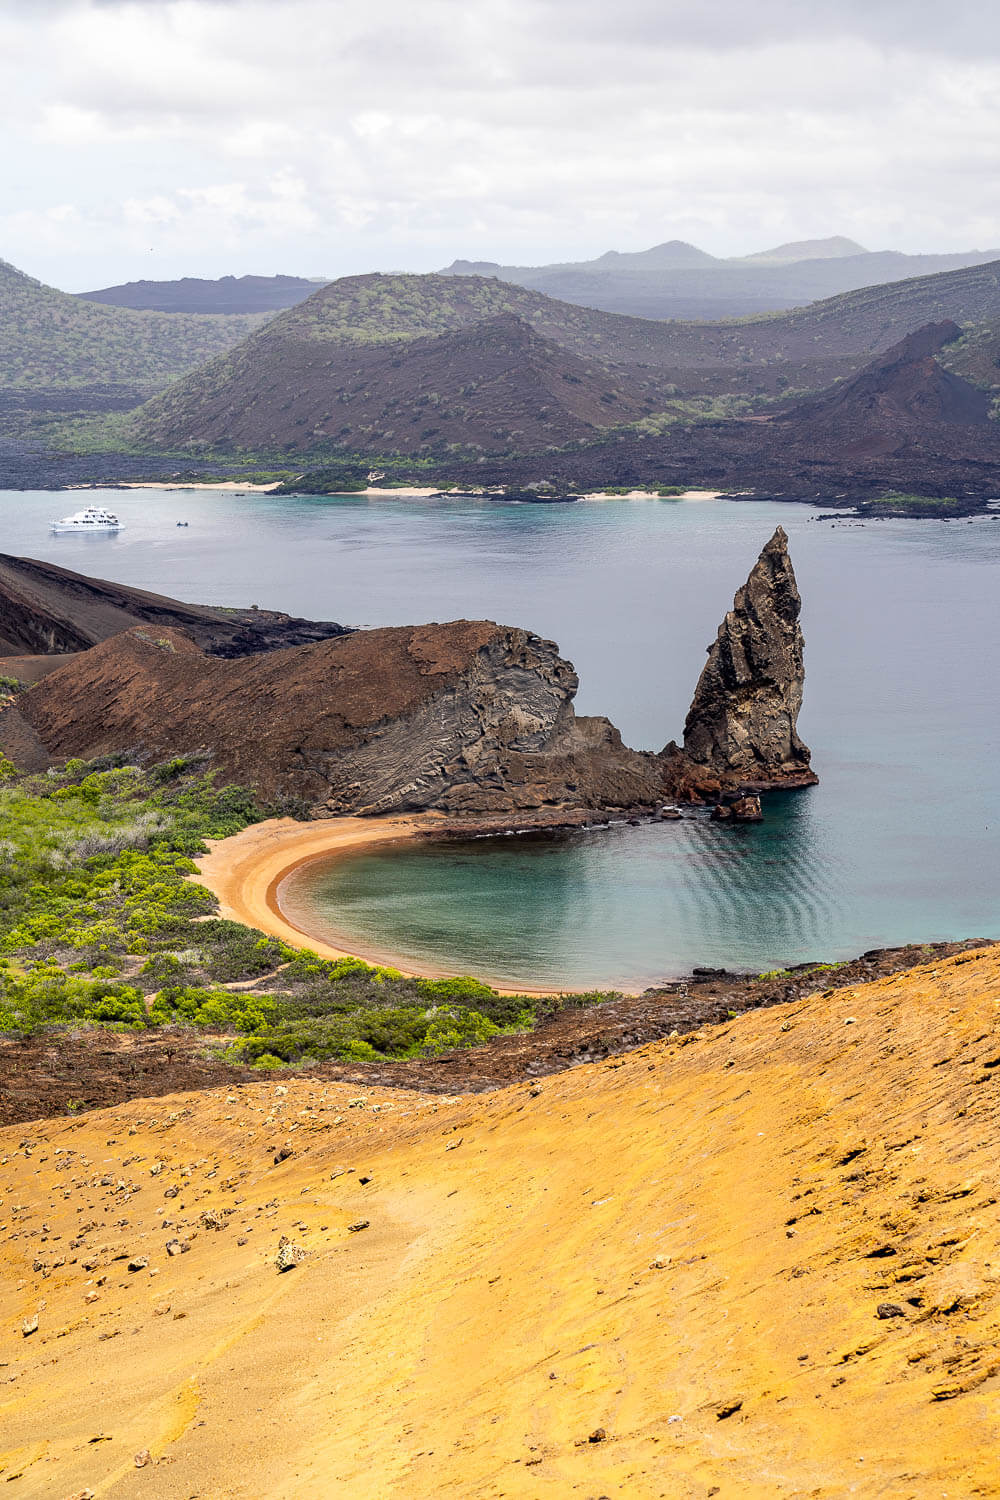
0, 753, 617, 1071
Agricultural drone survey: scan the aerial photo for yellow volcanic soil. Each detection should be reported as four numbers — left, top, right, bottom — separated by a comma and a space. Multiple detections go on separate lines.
192, 814, 439, 971
3, 947, 1000, 1498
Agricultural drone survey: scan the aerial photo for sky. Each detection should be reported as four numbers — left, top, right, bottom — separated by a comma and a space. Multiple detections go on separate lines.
3, 0, 1000, 290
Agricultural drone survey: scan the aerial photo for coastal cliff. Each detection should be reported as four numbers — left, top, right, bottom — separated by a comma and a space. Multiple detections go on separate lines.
0, 533, 817, 817
4, 620, 666, 814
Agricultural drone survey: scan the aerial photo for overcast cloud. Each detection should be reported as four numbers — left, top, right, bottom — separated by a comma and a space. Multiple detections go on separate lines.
3, 0, 1000, 288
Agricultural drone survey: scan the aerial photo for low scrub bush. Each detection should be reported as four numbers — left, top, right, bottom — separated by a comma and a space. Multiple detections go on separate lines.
0, 754, 616, 1069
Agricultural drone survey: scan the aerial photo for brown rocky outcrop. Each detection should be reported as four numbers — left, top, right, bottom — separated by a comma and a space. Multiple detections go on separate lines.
1, 533, 818, 816
6, 620, 666, 815
681, 527, 816, 789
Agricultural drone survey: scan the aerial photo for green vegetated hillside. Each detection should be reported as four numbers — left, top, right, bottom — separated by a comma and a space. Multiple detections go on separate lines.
129, 261, 1000, 461
0, 750, 607, 1071
0, 258, 268, 391
938, 318, 1000, 403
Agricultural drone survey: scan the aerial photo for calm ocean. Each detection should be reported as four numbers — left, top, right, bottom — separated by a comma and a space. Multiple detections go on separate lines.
5, 487, 998, 987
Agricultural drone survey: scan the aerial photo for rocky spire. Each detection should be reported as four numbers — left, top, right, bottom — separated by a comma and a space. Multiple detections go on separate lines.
681, 527, 816, 787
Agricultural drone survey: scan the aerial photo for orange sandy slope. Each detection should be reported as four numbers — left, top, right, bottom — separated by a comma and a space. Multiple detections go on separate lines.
2, 946, 999, 1498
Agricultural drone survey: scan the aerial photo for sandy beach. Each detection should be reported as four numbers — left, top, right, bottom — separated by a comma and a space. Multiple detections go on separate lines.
192, 813, 441, 970
105, 481, 721, 501
113, 481, 448, 497
113, 479, 285, 493
192, 813, 567, 993
578, 487, 721, 501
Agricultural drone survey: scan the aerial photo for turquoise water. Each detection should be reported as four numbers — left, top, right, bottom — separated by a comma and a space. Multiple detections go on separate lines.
3, 487, 999, 986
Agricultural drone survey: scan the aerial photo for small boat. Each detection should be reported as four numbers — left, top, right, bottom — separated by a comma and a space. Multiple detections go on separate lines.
49, 505, 123, 535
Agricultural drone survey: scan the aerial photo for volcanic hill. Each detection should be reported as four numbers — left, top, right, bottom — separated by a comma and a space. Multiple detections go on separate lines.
771, 321, 992, 460
135, 310, 654, 454
0, 257, 267, 394
76, 273, 325, 316
449, 321, 1000, 501
4, 945, 1000, 1496
127, 261, 1000, 461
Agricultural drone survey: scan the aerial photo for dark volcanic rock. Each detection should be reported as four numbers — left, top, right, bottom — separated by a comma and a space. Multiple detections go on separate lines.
0, 552, 348, 658
773, 321, 991, 461
681, 528, 816, 788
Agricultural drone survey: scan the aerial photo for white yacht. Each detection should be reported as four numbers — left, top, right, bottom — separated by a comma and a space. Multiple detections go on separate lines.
49, 505, 123, 535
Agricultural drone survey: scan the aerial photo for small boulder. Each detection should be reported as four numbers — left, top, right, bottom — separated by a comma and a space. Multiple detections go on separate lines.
711, 1397, 743, 1420
730, 794, 763, 823
347, 1220, 370, 1234
876, 1302, 905, 1319
275, 1238, 307, 1273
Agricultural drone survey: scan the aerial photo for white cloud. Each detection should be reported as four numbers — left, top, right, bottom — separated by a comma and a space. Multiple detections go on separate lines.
1, 0, 999, 288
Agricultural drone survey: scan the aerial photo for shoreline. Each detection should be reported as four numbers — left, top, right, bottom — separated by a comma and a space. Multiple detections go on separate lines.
84, 481, 723, 502
192, 813, 436, 968
191, 813, 561, 995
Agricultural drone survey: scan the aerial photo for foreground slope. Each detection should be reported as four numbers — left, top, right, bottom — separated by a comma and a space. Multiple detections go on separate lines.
3, 946, 999, 1497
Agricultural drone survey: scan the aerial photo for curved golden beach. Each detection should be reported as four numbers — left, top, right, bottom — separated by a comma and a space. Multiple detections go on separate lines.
193, 813, 446, 973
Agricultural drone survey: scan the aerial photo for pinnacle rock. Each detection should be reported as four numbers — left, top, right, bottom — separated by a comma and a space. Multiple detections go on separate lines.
682, 527, 815, 787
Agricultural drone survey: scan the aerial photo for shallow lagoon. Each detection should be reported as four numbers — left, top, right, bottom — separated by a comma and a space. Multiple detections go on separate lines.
4, 487, 998, 987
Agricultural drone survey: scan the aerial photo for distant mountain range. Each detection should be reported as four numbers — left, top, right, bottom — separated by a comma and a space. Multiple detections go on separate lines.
129, 259, 1000, 486
440, 237, 1000, 320
62, 236, 1000, 324
6, 239, 1000, 499
76, 273, 325, 316
0, 258, 267, 393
